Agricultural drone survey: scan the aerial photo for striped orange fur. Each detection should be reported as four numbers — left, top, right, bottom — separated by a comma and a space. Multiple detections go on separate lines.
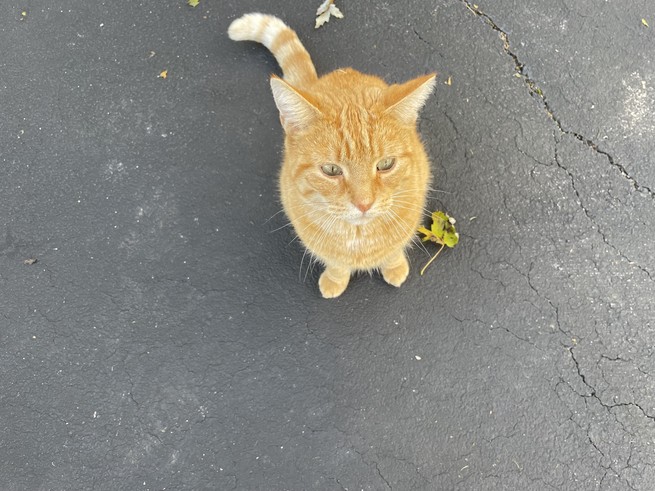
229, 13, 436, 298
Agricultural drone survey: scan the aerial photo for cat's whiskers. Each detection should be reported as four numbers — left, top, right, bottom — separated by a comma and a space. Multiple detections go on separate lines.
392, 200, 433, 219
390, 193, 433, 207
426, 186, 452, 194
386, 200, 433, 255
269, 206, 329, 233
263, 200, 327, 226
393, 199, 432, 217
386, 209, 431, 256
391, 188, 437, 204
391, 193, 433, 205
383, 208, 425, 256
381, 210, 407, 246
263, 208, 287, 224
299, 212, 331, 281
393, 187, 449, 199
298, 211, 337, 281
394, 186, 451, 196
303, 214, 339, 282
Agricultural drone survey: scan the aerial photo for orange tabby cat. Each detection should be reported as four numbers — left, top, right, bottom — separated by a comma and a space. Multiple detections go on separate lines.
228, 13, 435, 298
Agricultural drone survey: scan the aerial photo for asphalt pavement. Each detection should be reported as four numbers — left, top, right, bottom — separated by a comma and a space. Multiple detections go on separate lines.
1, 0, 654, 489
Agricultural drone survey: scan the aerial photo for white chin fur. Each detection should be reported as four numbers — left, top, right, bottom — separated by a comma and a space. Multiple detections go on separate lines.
346, 215, 374, 226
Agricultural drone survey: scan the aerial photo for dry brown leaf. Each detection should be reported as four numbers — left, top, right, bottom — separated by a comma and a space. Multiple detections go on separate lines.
158, 69, 168, 79
315, 0, 343, 29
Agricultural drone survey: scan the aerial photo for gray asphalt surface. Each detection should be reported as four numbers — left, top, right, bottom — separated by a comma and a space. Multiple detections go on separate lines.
2, 1, 654, 489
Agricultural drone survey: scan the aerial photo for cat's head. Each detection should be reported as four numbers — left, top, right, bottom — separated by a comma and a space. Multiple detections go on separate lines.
272, 73, 436, 227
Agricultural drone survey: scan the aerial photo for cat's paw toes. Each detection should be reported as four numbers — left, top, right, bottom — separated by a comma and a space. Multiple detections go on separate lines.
319, 272, 349, 298
382, 260, 409, 288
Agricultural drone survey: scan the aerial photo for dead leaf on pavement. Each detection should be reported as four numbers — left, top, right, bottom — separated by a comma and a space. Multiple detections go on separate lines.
315, 0, 343, 29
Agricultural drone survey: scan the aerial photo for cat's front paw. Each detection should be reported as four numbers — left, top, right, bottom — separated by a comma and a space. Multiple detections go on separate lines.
319, 269, 350, 298
381, 255, 409, 288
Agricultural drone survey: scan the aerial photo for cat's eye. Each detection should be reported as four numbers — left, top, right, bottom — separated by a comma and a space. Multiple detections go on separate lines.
376, 157, 396, 172
321, 164, 343, 177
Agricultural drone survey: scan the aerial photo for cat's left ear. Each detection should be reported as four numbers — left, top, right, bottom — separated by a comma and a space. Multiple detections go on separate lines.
382, 73, 437, 125
270, 76, 321, 133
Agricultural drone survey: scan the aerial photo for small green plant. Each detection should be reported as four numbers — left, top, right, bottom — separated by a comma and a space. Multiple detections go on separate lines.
417, 211, 459, 275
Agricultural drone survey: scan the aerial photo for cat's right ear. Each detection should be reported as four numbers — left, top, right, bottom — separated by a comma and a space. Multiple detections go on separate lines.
270, 76, 321, 133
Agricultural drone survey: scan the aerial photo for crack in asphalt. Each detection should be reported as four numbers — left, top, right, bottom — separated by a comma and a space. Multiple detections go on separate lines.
352, 448, 392, 490
554, 375, 633, 486
569, 348, 655, 423
499, 260, 567, 339
412, 28, 432, 49
459, 2, 545, 98
553, 140, 655, 282
459, 0, 655, 283
525, 263, 564, 336
558, 371, 644, 490
460, 0, 655, 200
375, 461, 393, 490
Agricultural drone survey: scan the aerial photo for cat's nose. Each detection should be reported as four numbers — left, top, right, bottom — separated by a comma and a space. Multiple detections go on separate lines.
354, 201, 373, 213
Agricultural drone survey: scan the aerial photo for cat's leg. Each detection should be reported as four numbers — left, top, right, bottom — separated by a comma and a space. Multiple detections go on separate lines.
319, 264, 351, 298
381, 250, 409, 287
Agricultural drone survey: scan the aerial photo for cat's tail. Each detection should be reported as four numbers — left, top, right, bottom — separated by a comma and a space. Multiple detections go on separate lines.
228, 13, 318, 88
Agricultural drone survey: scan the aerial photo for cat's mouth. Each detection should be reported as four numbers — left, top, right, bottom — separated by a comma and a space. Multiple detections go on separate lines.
344, 214, 375, 226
